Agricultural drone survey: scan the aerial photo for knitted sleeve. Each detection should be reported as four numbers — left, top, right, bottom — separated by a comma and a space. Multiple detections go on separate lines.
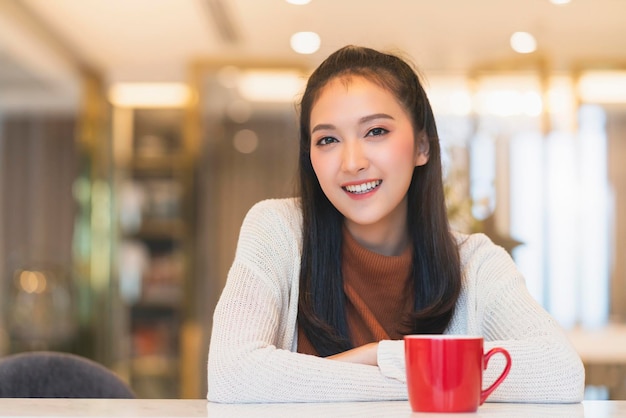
464, 234, 585, 403
207, 199, 407, 403
374, 234, 585, 404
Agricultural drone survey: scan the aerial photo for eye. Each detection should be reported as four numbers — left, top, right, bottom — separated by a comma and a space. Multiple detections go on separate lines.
366, 127, 388, 137
315, 136, 338, 146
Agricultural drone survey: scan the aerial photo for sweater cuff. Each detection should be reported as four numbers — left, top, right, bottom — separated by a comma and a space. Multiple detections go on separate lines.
377, 340, 406, 382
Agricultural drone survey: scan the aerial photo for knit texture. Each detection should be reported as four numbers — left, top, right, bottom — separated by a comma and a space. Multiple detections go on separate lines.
207, 198, 585, 403
297, 227, 413, 354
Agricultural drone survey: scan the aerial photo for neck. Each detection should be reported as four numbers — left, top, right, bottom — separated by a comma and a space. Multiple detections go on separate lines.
344, 203, 409, 256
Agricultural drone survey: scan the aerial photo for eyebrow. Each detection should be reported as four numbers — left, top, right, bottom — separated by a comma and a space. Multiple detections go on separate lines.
311, 113, 395, 134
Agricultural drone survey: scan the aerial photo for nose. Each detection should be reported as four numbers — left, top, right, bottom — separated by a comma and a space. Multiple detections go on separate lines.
341, 139, 369, 173
340, 139, 368, 174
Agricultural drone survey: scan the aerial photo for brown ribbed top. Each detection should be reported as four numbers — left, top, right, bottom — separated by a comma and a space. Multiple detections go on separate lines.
298, 228, 413, 356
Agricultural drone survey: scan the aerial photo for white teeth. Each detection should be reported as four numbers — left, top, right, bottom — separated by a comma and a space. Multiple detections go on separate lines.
344, 180, 382, 194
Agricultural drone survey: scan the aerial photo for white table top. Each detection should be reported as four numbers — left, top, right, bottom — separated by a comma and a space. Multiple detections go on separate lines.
0, 399, 622, 417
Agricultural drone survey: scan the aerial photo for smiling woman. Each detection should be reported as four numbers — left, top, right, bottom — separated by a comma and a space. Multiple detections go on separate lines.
308, 76, 428, 256
207, 45, 585, 404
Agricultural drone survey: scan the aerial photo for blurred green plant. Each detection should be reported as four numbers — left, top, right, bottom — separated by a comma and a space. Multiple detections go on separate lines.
444, 169, 522, 255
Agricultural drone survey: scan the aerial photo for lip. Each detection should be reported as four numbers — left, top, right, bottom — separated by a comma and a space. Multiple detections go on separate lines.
341, 179, 382, 200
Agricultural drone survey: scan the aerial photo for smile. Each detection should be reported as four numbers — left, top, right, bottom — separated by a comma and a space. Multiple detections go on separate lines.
343, 180, 382, 194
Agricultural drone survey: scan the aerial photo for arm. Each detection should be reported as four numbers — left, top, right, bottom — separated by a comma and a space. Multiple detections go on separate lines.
469, 235, 585, 403
207, 200, 406, 403
328, 342, 379, 365
348, 234, 586, 403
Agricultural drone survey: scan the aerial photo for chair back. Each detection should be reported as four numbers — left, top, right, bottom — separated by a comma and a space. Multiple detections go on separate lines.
0, 351, 135, 398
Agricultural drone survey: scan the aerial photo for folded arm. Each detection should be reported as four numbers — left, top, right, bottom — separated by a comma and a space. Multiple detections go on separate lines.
207, 263, 406, 403
365, 235, 586, 403
207, 201, 407, 403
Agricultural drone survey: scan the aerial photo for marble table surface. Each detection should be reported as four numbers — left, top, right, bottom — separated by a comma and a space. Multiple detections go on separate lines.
0, 399, 622, 417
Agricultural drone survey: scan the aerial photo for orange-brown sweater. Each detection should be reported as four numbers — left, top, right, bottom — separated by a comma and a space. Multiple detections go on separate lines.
298, 228, 413, 355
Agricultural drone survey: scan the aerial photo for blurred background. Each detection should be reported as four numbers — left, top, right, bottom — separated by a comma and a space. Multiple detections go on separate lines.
0, 0, 625, 400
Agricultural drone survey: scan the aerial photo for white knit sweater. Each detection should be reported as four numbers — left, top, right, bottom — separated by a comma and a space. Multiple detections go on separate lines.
207, 198, 585, 403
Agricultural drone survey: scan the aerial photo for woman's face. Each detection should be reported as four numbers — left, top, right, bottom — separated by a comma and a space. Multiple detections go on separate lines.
309, 75, 428, 253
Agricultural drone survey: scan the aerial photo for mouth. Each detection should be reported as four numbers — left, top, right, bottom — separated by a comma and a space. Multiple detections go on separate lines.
342, 180, 382, 194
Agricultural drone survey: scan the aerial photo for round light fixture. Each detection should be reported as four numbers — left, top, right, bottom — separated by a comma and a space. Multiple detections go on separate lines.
290, 31, 321, 54
510, 32, 537, 54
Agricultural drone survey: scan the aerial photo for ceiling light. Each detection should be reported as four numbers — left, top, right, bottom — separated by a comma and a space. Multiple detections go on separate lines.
237, 70, 306, 102
286, 0, 312, 4
510, 32, 537, 54
578, 71, 626, 104
108, 83, 191, 108
475, 89, 543, 117
290, 31, 321, 54
549, 0, 571, 4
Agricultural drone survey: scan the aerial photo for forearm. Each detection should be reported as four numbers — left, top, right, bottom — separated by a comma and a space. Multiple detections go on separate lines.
328, 342, 379, 366
208, 265, 406, 403
479, 270, 585, 402
208, 340, 406, 403
483, 335, 584, 403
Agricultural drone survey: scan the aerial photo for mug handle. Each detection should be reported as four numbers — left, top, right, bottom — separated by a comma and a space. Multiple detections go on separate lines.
479, 347, 512, 405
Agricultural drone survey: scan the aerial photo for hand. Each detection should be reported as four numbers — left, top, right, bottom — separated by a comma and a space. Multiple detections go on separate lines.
327, 342, 379, 366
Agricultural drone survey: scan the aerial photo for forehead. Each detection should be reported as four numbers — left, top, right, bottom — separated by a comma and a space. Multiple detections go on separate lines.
311, 75, 404, 115
318, 74, 386, 97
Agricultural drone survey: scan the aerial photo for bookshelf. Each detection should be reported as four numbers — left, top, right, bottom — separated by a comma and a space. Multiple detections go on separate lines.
114, 107, 193, 398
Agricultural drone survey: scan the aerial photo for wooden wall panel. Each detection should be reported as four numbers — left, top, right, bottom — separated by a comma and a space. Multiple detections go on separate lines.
0, 116, 78, 352
608, 110, 626, 321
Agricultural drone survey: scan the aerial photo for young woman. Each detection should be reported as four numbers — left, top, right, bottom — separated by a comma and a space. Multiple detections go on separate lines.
207, 45, 584, 403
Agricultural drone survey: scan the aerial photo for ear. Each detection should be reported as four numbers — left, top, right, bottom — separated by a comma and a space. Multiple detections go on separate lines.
414, 135, 430, 167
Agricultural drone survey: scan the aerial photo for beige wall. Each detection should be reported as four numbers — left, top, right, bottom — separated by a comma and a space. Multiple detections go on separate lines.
195, 110, 299, 395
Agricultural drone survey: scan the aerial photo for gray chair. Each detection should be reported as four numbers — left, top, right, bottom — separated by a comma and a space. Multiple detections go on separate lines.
0, 351, 135, 398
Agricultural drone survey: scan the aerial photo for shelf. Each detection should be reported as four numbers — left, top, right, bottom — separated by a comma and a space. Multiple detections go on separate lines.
131, 355, 179, 378
131, 155, 187, 175
134, 219, 186, 240
114, 106, 192, 399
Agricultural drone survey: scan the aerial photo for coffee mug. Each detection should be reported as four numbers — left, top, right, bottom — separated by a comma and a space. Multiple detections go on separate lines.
404, 335, 511, 413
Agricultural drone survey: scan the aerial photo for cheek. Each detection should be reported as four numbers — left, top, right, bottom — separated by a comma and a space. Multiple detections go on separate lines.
387, 137, 419, 167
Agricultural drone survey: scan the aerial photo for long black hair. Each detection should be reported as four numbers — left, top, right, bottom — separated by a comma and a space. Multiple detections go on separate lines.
297, 45, 462, 356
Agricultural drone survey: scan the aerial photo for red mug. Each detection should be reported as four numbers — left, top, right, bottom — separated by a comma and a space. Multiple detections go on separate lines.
404, 335, 511, 413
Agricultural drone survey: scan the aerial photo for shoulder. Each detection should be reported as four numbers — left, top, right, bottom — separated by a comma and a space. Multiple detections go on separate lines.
245, 197, 301, 223
452, 231, 512, 265
452, 231, 521, 290
236, 198, 303, 258
241, 198, 302, 238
